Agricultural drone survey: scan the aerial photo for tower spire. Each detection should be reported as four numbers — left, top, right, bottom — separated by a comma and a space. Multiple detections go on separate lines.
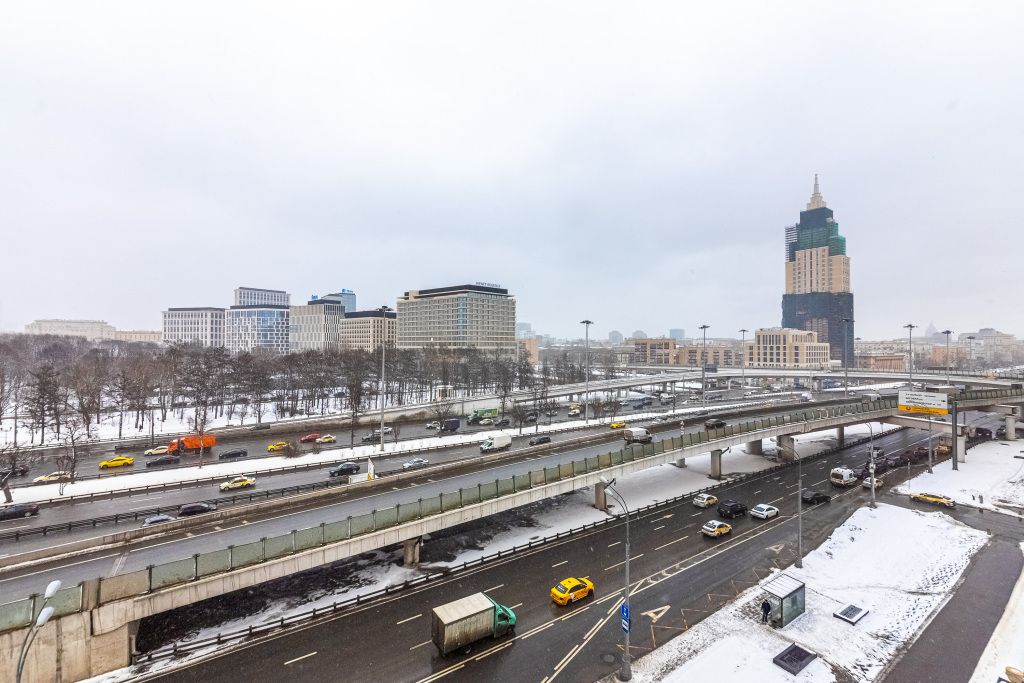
806, 174, 827, 210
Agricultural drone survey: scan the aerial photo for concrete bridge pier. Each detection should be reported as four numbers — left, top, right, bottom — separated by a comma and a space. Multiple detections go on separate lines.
777, 435, 796, 463
836, 426, 845, 447
710, 449, 723, 479
956, 434, 967, 462
1006, 415, 1017, 440
403, 537, 421, 567
674, 456, 687, 468
595, 481, 607, 510
746, 440, 762, 455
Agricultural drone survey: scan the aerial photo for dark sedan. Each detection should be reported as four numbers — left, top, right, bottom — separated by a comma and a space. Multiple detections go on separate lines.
329, 463, 360, 477
0, 465, 29, 478
178, 503, 217, 517
0, 503, 40, 520
801, 491, 831, 505
218, 449, 248, 460
146, 455, 181, 468
529, 435, 551, 446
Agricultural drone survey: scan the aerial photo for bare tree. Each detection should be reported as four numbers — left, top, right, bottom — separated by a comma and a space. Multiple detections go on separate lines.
429, 396, 457, 437
390, 421, 403, 444
54, 415, 86, 495
510, 403, 529, 435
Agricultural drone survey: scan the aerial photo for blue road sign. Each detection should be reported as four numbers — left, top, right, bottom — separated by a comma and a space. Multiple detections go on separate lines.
621, 604, 630, 633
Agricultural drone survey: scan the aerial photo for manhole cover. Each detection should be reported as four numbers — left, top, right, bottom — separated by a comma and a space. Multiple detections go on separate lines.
601, 653, 617, 663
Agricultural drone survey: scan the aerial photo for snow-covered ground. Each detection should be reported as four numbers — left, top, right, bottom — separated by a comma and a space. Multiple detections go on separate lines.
623, 504, 988, 683
969, 542, 1024, 682
895, 439, 1024, 515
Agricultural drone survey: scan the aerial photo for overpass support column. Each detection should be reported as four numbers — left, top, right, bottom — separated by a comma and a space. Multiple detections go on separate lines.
710, 449, 723, 479
1006, 415, 1017, 441
957, 434, 967, 463
746, 440, 762, 455
777, 435, 796, 463
674, 456, 687, 468
595, 481, 608, 511
403, 537, 421, 567
836, 426, 845, 448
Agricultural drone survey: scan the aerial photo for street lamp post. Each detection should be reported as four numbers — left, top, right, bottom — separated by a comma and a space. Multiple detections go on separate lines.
16, 580, 61, 683
372, 305, 392, 476
581, 320, 593, 424
903, 324, 917, 387
966, 335, 976, 372
600, 476, 631, 681
941, 330, 953, 384
777, 439, 803, 568
842, 318, 854, 398
739, 329, 748, 391
867, 423, 877, 509
699, 325, 710, 408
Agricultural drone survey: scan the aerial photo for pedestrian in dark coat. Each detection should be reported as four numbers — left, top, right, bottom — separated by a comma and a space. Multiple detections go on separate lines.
761, 599, 771, 623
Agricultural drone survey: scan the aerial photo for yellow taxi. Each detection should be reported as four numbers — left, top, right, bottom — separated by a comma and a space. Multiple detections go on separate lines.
701, 520, 732, 538
551, 577, 594, 605
220, 475, 256, 492
33, 471, 74, 484
144, 446, 169, 456
909, 492, 956, 508
267, 441, 290, 452
99, 456, 134, 469
315, 434, 336, 444
609, 421, 626, 430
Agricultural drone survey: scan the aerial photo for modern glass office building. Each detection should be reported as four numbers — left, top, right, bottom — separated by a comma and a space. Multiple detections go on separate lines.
225, 305, 290, 353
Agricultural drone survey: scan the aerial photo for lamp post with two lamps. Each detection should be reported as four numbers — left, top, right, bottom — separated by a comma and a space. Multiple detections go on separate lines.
16, 580, 61, 683
600, 476, 632, 681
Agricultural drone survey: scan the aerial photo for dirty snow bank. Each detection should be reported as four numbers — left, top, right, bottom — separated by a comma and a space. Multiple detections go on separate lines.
623, 504, 988, 683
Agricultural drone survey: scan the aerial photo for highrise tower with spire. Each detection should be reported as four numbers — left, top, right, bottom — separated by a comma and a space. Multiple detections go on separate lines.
781, 176, 854, 364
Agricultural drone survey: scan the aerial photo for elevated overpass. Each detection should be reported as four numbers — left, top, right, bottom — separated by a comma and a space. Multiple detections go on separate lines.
644, 364, 1024, 389
3, 386, 1022, 682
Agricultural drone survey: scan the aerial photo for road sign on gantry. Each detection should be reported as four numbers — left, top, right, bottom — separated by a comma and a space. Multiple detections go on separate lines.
898, 390, 948, 416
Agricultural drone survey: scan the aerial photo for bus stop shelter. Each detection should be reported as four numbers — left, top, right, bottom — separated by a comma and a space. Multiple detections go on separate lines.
763, 573, 806, 628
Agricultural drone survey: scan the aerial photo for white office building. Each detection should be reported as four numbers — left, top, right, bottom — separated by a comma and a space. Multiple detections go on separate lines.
25, 319, 116, 341
161, 308, 226, 347
234, 287, 290, 307
289, 298, 346, 352
225, 305, 290, 354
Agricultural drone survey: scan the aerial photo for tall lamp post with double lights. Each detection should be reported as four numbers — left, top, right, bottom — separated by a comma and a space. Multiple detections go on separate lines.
966, 335, 976, 372
371, 305, 392, 478
903, 323, 917, 386
600, 476, 632, 681
941, 329, 953, 384
581, 320, 593, 424
739, 329, 748, 391
16, 580, 61, 683
842, 318, 854, 397
699, 325, 710, 408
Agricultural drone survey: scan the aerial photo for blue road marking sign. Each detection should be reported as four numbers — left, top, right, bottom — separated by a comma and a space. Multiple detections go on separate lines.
621, 604, 630, 633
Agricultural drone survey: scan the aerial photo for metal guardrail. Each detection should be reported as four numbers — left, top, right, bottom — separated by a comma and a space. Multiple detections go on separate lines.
131, 428, 909, 662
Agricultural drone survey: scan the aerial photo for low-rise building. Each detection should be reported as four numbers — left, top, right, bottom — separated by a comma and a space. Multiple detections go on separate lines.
161, 308, 225, 347
746, 328, 831, 369
855, 353, 906, 371
115, 330, 162, 344
517, 336, 540, 363
628, 338, 677, 365
25, 319, 116, 341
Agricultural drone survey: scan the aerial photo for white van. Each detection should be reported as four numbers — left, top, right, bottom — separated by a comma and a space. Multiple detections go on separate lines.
623, 427, 653, 444
829, 467, 858, 488
480, 433, 512, 453
861, 392, 883, 403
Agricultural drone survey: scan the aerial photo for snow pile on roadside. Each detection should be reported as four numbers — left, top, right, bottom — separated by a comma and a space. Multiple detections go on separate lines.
969, 542, 1024, 683
625, 504, 988, 683
895, 440, 1024, 514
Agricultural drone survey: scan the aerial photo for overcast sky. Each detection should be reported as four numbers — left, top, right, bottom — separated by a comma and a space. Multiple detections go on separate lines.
2, 2, 1021, 342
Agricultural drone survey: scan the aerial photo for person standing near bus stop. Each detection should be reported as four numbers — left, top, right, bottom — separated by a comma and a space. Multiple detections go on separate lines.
761, 599, 771, 623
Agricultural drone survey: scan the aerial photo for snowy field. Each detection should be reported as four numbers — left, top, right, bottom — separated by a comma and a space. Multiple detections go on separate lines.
895, 439, 1024, 515
969, 542, 1024, 682
623, 504, 988, 683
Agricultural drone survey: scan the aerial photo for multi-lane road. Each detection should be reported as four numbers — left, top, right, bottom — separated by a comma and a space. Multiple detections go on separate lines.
145, 420, 988, 683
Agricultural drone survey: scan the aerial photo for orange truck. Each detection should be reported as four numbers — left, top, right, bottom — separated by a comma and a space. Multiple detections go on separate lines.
168, 434, 216, 455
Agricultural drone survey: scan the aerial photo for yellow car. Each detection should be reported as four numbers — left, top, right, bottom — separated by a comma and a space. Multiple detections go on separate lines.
316, 434, 336, 444
144, 446, 169, 456
33, 471, 74, 484
610, 421, 626, 430
910, 492, 956, 508
267, 441, 290, 452
99, 456, 134, 469
220, 476, 256, 492
551, 577, 595, 605
701, 520, 732, 538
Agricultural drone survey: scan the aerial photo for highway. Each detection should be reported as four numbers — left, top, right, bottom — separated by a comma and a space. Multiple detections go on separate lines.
142, 419, 982, 683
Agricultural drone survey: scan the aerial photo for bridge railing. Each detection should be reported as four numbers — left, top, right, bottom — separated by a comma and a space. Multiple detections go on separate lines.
4, 392, 1014, 631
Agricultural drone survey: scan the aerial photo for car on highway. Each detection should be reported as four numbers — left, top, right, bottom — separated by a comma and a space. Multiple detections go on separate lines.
972, 427, 993, 440
426, 421, 440, 429
801, 491, 831, 505
0, 503, 40, 520
248, 423, 270, 431
704, 418, 727, 429
701, 520, 732, 538
402, 458, 429, 470
886, 452, 909, 468
860, 459, 889, 475
743, 391, 756, 397
862, 476, 883, 489
0, 465, 29, 478
550, 577, 594, 605
693, 493, 718, 508
146, 455, 181, 468
141, 514, 173, 528
610, 421, 626, 429
717, 500, 748, 519
329, 462, 360, 477
219, 476, 256, 492
496, 419, 511, 427
361, 432, 383, 443
750, 504, 779, 519
316, 435, 336, 444
267, 441, 291, 452
218, 448, 248, 460
910, 492, 956, 508
33, 471, 74, 484
479, 418, 495, 426
178, 503, 217, 517
300, 433, 321, 443
567, 408, 581, 417
99, 456, 134, 470
529, 435, 551, 446
654, 415, 668, 423
525, 414, 538, 423
144, 446, 169, 456
545, 410, 559, 417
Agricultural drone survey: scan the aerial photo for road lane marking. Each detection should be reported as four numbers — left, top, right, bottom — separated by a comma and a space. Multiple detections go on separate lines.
284, 651, 317, 665
653, 525, 665, 530
770, 497, 785, 503
753, 490, 762, 494
396, 614, 421, 625
607, 541, 620, 547
552, 560, 568, 567
691, 512, 703, 516
655, 536, 689, 550
604, 554, 643, 571
509, 603, 523, 610
410, 640, 432, 650
813, 479, 827, 486
483, 584, 504, 592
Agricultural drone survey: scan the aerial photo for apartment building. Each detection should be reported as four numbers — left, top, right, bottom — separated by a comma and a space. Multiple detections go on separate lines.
746, 328, 831, 369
